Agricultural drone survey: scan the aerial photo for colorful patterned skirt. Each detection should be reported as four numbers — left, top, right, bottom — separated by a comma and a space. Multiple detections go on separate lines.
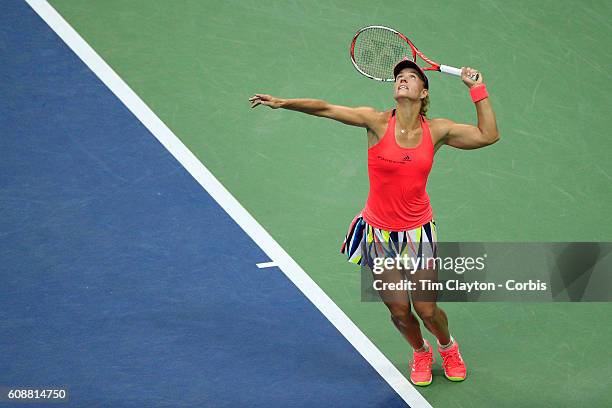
340, 212, 438, 269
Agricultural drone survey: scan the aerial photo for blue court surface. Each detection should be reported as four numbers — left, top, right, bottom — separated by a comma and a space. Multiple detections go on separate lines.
1, 1, 413, 406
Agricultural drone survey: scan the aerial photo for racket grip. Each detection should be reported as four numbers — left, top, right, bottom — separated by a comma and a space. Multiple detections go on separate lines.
440, 65, 462, 77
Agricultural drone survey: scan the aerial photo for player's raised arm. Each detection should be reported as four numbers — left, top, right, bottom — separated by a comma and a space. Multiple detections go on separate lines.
249, 94, 380, 129
433, 67, 500, 150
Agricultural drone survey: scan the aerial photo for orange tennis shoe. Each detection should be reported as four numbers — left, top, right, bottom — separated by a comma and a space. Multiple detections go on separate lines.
438, 339, 467, 381
410, 339, 434, 386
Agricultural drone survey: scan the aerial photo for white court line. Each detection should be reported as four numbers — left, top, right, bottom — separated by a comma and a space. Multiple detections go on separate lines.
256, 261, 278, 269
24, 1, 433, 407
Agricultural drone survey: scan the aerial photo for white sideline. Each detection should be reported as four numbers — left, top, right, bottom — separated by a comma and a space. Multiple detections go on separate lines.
25, 1, 433, 407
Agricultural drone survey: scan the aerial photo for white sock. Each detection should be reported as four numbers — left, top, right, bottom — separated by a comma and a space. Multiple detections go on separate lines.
415, 340, 430, 353
439, 335, 454, 350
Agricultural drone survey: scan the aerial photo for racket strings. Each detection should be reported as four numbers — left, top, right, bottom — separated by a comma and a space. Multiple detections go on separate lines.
353, 28, 412, 80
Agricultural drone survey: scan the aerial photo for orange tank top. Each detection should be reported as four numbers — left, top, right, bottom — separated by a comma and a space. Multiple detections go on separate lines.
361, 109, 434, 231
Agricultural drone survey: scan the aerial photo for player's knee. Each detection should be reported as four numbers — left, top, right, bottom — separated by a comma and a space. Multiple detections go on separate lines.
414, 304, 437, 321
388, 303, 410, 319
388, 304, 417, 326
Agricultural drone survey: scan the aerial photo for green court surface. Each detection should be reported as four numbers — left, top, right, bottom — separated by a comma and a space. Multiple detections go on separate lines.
49, 0, 612, 406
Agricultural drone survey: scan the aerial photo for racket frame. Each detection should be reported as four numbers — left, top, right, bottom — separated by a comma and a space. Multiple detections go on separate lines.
350, 25, 463, 82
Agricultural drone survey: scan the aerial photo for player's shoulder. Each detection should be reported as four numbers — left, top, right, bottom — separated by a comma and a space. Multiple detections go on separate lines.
355, 106, 390, 124
354, 105, 384, 115
428, 117, 455, 127
427, 117, 457, 141
428, 117, 455, 132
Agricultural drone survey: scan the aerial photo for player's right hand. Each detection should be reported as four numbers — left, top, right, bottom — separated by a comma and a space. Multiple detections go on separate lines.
249, 94, 284, 109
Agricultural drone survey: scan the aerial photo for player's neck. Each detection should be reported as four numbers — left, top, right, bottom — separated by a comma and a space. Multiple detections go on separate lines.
395, 101, 421, 131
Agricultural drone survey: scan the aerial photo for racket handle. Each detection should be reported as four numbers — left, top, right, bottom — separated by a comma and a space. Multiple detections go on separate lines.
440, 65, 462, 77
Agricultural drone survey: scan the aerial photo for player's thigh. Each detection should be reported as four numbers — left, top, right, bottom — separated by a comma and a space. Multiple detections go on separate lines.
370, 266, 412, 313
409, 268, 439, 317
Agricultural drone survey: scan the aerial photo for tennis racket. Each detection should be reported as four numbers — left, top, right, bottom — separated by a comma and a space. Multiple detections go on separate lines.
350, 25, 476, 82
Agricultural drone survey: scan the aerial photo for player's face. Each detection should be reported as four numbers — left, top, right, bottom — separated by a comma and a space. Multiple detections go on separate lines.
394, 68, 426, 101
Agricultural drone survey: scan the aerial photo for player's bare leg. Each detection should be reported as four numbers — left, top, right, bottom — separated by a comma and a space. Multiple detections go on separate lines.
371, 266, 434, 385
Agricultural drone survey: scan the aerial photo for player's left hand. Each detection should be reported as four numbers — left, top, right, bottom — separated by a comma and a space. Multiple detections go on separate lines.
461, 67, 484, 88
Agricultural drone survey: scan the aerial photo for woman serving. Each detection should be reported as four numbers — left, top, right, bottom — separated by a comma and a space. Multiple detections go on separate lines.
249, 59, 499, 386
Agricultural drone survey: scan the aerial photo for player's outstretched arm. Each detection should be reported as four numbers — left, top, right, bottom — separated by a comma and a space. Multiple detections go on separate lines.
249, 94, 380, 129
432, 67, 500, 150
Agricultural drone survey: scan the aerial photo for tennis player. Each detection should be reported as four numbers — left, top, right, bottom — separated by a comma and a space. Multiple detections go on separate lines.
249, 59, 499, 386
